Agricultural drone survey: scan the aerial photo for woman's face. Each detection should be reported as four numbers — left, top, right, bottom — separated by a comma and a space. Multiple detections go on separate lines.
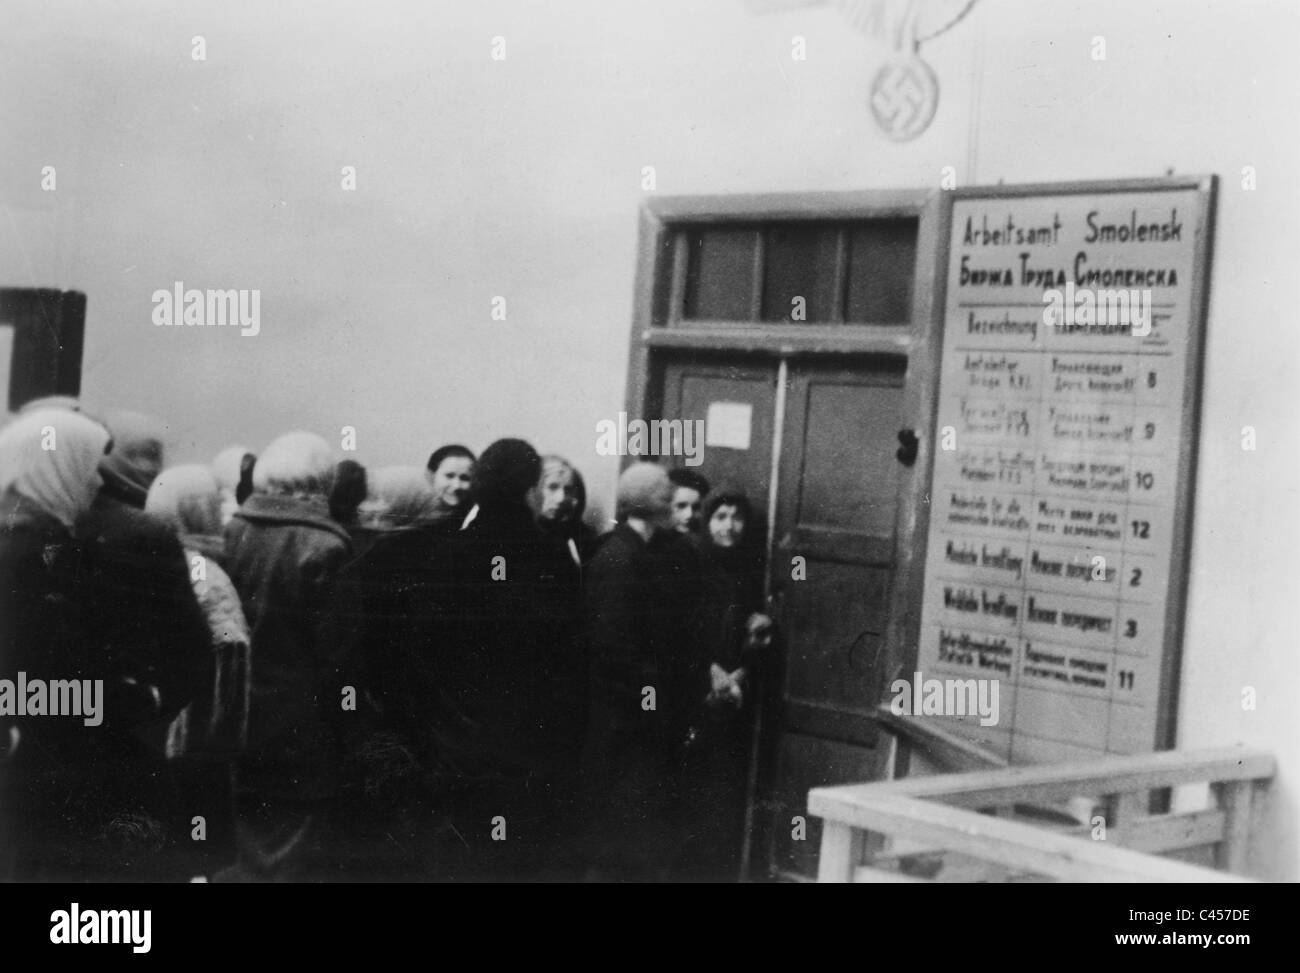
431, 456, 473, 511
708, 503, 746, 548
538, 467, 578, 522
671, 486, 703, 534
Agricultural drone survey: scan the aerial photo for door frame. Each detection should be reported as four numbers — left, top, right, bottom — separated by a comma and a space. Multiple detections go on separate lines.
623, 191, 948, 879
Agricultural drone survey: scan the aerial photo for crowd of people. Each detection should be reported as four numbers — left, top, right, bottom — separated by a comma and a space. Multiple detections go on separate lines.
0, 399, 774, 882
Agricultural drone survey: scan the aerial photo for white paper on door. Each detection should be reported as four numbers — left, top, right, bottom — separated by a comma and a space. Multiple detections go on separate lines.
705, 401, 752, 450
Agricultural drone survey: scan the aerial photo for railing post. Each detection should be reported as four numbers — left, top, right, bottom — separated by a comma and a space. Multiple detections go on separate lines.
1213, 780, 1254, 874
818, 822, 866, 883
1102, 791, 1146, 844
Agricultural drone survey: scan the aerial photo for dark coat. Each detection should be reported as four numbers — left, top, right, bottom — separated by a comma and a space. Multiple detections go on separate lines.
438, 501, 583, 789
1, 500, 96, 879
1, 500, 94, 722
329, 502, 581, 877
75, 489, 212, 733
330, 522, 464, 782
324, 522, 456, 878
3, 494, 204, 879
580, 523, 704, 878
537, 516, 601, 570
694, 539, 766, 673
678, 538, 768, 881
223, 494, 353, 802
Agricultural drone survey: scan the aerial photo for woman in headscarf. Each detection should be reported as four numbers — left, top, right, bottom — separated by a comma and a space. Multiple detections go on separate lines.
221, 431, 352, 882
533, 455, 600, 569
145, 464, 252, 877
529, 455, 597, 858
678, 487, 774, 881
422, 439, 581, 878
13, 407, 207, 880
335, 465, 446, 711
326, 466, 450, 879
94, 409, 164, 507
146, 466, 252, 756
0, 409, 112, 879
75, 408, 211, 756
146, 468, 252, 749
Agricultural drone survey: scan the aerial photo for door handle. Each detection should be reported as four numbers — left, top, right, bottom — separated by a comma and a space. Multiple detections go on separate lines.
896, 429, 919, 467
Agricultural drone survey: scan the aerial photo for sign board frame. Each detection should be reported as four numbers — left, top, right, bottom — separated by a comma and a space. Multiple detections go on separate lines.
885, 175, 1217, 763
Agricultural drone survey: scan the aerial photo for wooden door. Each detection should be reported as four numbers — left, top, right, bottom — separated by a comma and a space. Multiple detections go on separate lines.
759, 356, 908, 878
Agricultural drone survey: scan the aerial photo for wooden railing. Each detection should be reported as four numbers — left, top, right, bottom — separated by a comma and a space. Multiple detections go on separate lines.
808, 741, 1274, 882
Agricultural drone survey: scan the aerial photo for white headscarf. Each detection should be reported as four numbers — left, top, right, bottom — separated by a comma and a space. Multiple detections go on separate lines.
0, 408, 111, 527
253, 431, 336, 499
146, 464, 224, 538
356, 466, 442, 530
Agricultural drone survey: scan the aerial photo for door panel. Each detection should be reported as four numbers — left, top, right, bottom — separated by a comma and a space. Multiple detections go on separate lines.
762, 357, 907, 878
661, 356, 776, 507
780, 559, 892, 709
792, 379, 902, 537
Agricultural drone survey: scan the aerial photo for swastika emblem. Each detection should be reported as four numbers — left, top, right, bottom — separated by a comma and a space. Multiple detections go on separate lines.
870, 54, 939, 142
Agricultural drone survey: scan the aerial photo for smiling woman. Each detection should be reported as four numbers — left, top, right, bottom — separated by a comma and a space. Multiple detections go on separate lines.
425, 443, 475, 522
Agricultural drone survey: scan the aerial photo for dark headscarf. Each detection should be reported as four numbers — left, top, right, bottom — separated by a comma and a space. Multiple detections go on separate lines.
703, 488, 755, 541
471, 438, 541, 509
235, 452, 257, 505
702, 487, 763, 593
329, 459, 368, 525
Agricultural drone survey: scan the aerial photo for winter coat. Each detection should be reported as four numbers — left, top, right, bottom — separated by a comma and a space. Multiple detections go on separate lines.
435, 500, 583, 788
223, 494, 352, 801
166, 538, 251, 760
75, 489, 212, 735
2, 495, 197, 878
580, 523, 704, 878
677, 537, 768, 881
